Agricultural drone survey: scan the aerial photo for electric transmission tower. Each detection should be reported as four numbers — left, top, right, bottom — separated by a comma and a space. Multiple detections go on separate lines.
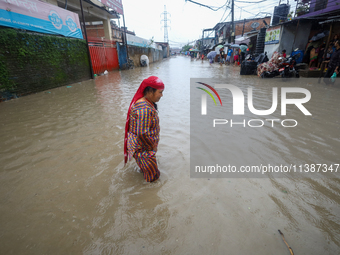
160, 5, 171, 43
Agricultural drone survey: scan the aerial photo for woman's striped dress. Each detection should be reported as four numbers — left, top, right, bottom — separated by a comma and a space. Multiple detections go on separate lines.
127, 99, 160, 182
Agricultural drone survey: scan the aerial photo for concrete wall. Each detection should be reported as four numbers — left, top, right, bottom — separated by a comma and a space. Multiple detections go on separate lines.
127, 46, 163, 67
280, 21, 311, 55
292, 22, 311, 51
163, 45, 170, 58
279, 24, 295, 55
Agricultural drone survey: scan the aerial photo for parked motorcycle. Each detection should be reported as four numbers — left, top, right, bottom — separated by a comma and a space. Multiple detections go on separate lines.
260, 69, 280, 78
261, 52, 301, 79
240, 52, 269, 75
278, 53, 301, 79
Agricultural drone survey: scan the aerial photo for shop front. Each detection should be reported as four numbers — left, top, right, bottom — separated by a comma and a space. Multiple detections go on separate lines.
264, 15, 340, 77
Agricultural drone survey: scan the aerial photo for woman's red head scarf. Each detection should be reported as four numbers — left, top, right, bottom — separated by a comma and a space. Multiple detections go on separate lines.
124, 76, 165, 164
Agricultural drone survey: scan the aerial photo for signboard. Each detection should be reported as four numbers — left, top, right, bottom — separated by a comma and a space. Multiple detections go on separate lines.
0, 0, 83, 39
99, 0, 123, 15
265, 27, 280, 45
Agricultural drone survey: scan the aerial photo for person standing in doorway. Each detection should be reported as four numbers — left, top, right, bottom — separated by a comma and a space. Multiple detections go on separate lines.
323, 40, 340, 85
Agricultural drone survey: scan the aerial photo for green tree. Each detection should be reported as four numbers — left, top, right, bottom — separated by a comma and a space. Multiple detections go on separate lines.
182, 44, 193, 52
149, 36, 154, 47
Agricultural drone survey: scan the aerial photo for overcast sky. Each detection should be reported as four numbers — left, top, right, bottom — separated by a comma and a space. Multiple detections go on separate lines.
122, 0, 297, 48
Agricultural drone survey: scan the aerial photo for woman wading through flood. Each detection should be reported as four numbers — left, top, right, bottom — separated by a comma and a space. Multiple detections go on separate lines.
124, 76, 164, 182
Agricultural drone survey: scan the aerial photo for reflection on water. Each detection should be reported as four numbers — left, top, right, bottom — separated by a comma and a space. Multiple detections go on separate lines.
0, 56, 339, 254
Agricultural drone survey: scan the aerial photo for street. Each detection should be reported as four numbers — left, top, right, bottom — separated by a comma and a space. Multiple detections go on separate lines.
0, 56, 340, 254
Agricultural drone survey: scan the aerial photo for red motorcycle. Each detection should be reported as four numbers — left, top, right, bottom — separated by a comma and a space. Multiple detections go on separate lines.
278, 53, 300, 79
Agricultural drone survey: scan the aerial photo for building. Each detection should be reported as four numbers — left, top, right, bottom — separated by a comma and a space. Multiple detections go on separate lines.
86, 20, 135, 42
295, 0, 339, 18
196, 36, 216, 52
170, 48, 181, 54
0, 0, 122, 99
42, 0, 121, 40
155, 42, 170, 58
263, 0, 340, 76
198, 17, 271, 55
265, 0, 340, 57
213, 16, 271, 44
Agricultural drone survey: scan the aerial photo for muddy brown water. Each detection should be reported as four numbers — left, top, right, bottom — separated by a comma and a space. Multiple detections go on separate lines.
0, 56, 339, 254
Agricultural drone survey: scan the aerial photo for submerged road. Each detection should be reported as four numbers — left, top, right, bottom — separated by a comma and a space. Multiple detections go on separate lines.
0, 56, 340, 254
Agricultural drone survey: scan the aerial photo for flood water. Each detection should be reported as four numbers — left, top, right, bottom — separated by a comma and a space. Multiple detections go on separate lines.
1, 56, 340, 254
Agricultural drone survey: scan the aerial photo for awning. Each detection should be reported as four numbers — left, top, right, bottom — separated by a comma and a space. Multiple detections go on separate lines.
235, 36, 250, 44
235, 32, 259, 43
223, 43, 240, 48
319, 18, 340, 24
244, 31, 259, 38
236, 36, 249, 41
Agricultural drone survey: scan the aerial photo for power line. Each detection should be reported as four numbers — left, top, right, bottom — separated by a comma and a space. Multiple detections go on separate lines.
237, 0, 295, 13
235, 4, 255, 15
235, 0, 277, 11
185, 0, 230, 11
235, 0, 267, 3
235, 0, 298, 19
237, 2, 276, 10
218, 3, 231, 23
205, 9, 232, 38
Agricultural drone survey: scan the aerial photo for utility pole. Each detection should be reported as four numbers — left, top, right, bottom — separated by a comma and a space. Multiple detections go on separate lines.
201, 30, 204, 53
231, 0, 235, 43
79, 0, 94, 79
242, 18, 246, 36
161, 5, 171, 42
122, 13, 129, 60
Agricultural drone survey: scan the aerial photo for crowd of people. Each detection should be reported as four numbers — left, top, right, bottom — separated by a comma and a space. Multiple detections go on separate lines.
302, 34, 340, 83
304, 34, 338, 69
185, 33, 340, 85
205, 45, 249, 66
